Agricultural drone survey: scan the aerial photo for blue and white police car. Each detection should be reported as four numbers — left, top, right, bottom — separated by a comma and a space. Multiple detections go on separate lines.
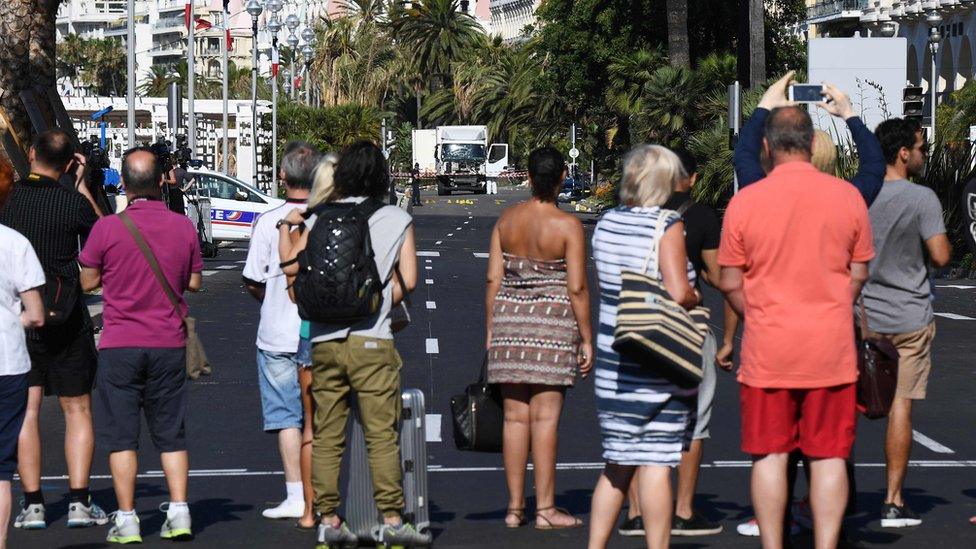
186, 168, 284, 242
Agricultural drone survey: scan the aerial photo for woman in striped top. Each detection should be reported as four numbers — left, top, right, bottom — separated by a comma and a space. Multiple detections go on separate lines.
486, 147, 593, 530
587, 145, 701, 549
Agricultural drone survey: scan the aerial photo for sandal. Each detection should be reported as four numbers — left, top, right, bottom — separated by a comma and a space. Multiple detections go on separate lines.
535, 506, 583, 530
504, 507, 526, 529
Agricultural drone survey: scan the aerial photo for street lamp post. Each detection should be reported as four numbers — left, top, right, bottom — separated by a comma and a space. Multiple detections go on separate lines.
187, 1, 197, 155
286, 14, 301, 101
301, 25, 316, 106
926, 10, 943, 143
266, 0, 284, 197
126, 0, 135, 148
246, 0, 264, 188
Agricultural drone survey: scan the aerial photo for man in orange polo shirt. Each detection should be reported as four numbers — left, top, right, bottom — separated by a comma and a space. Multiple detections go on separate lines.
718, 106, 874, 549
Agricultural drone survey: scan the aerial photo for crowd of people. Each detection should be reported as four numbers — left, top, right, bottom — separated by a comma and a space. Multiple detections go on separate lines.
0, 68, 970, 549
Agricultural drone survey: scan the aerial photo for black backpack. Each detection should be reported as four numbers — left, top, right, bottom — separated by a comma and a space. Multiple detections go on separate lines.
294, 199, 386, 324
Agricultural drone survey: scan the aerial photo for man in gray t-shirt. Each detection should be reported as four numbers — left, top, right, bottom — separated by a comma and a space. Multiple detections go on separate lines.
868, 119, 952, 529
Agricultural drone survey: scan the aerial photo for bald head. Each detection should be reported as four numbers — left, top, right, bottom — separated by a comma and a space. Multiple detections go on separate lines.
122, 150, 162, 199
764, 106, 814, 163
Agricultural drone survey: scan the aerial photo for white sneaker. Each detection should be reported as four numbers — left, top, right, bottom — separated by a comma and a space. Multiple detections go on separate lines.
261, 499, 304, 519
736, 518, 801, 537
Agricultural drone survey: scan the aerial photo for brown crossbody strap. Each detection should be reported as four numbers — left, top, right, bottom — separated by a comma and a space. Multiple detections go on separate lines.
118, 211, 186, 320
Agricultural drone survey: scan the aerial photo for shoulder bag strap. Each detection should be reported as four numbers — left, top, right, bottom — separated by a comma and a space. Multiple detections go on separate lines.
856, 294, 869, 340
675, 198, 695, 217
640, 213, 669, 276
393, 262, 412, 307
118, 211, 185, 320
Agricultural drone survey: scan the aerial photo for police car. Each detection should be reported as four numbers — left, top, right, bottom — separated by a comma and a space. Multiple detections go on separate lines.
186, 168, 284, 242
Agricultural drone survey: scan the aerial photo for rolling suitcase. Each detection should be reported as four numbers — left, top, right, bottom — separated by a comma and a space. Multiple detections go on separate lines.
346, 388, 432, 546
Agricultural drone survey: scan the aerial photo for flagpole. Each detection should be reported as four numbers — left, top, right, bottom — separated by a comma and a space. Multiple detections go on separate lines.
127, 0, 135, 148
222, 9, 229, 174
187, 1, 196, 155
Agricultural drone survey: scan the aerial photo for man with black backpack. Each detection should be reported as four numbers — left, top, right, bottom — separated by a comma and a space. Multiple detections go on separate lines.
287, 141, 423, 548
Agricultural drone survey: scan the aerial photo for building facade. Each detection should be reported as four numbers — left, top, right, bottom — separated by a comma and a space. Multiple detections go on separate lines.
490, 0, 541, 42
806, 1, 976, 101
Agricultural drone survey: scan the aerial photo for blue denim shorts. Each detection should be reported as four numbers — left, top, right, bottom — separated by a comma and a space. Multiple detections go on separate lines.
256, 349, 303, 432
296, 336, 312, 369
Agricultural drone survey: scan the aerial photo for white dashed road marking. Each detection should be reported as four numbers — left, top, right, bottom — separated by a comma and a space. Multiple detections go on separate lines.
473, 252, 489, 258
912, 430, 955, 454
436, 241, 443, 245
456, 227, 462, 230
203, 270, 219, 276
447, 233, 454, 237
934, 312, 975, 320
425, 338, 439, 354
935, 284, 975, 289
425, 414, 442, 442
23, 459, 976, 481
417, 251, 441, 257
216, 265, 237, 270
426, 301, 436, 310
425, 279, 434, 285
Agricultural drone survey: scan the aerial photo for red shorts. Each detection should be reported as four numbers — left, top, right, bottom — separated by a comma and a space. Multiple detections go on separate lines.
740, 383, 856, 459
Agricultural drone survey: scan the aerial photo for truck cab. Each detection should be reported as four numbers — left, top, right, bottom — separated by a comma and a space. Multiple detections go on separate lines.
415, 126, 508, 196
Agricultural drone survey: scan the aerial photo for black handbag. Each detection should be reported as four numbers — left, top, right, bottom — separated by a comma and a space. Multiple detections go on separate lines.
450, 355, 504, 453
855, 297, 899, 419
41, 272, 80, 326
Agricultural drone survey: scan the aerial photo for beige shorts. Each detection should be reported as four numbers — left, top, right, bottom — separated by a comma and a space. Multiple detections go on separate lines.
870, 321, 936, 400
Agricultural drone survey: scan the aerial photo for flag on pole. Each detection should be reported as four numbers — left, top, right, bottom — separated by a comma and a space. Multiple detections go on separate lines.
194, 17, 212, 31
184, 3, 192, 30
272, 46, 280, 77
226, 29, 234, 51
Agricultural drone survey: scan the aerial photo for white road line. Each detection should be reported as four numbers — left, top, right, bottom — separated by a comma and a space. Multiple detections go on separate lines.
426, 301, 436, 309
417, 251, 441, 257
236, 260, 247, 264
447, 233, 454, 237
463, 221, 469, 224
425, 266, 432, 270
216, 265, 237, 270
425, 414, 442, 442
456, 227, 462, 230
425, 338, 439, 354
24, 459, 976, 481
425, 279, 434, 285
936, 284, 975, 289
934, 312, 976, 320
912, 430, 955, 454
435, 240, 443, 245
473, 252, 489, 258
202, 270, 219, 276
425, 259, 432, 263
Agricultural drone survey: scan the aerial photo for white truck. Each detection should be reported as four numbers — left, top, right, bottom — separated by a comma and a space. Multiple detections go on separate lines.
412, 125, 508, 196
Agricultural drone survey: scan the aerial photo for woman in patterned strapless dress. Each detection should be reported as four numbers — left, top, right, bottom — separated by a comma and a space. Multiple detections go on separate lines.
485, 147, 593, 530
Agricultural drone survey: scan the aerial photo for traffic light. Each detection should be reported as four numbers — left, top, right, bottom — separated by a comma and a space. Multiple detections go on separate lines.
903, 85, 924, 122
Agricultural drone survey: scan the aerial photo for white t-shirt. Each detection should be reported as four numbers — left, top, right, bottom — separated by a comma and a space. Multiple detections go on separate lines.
0, 225, 45, 376
310, 198, 412, 343
243, 201, 307, 353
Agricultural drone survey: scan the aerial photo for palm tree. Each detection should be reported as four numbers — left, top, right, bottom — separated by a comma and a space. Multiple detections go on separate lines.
139, 65, 175, 97
392, 0, 484, 89
666, 0, 690, 68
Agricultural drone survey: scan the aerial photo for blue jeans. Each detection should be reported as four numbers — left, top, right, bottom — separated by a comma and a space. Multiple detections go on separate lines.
256, 350, 303, 432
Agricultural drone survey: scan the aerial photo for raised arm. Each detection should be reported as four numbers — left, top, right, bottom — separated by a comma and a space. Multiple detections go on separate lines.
818, 83, 885, 205
734, 71, 797, 189
564, 216, 593, 378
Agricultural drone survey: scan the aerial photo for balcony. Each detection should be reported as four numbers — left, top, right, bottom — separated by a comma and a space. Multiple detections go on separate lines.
807, 0, 870, 24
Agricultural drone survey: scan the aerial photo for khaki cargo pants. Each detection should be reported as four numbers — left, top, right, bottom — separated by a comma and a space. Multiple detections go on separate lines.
311, 335, 403, 518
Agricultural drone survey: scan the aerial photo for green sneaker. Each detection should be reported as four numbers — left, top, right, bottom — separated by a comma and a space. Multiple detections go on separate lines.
159, 503, 192, 540
315, 518, 357, 548
106, 511, 142, 544
373, 522, 432, 548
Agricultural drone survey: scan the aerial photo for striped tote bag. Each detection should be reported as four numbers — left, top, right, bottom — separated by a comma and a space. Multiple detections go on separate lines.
612, 215, 709, 386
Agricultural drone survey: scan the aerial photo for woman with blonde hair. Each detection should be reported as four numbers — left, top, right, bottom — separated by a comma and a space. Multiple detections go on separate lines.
277, 153, 338, 529
587, 145, 700, 549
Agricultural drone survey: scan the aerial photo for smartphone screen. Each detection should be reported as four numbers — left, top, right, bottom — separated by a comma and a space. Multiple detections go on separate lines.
790, 84, 824, 103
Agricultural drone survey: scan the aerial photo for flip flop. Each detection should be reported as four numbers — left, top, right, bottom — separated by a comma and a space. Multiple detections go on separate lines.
535, 506, 583, 530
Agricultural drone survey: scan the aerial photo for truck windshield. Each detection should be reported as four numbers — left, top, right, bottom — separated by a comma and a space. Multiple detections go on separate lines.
440, 144, 486, 162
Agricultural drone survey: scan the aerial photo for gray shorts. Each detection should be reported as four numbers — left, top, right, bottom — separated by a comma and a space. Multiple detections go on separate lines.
96, 348, 188, 453
693, 331, 717, 440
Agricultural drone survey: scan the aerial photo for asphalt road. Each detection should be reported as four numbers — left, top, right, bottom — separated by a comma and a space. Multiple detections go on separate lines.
10, 187, 976, 548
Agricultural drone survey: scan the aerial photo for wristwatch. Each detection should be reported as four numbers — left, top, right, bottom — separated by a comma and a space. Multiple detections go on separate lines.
275, 219, 298, 230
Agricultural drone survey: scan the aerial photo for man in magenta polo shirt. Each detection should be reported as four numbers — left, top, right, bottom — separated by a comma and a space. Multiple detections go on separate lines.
79, 149, 202, 544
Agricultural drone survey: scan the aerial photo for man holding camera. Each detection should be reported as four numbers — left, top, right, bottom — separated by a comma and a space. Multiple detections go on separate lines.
0, 129, 107, 530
